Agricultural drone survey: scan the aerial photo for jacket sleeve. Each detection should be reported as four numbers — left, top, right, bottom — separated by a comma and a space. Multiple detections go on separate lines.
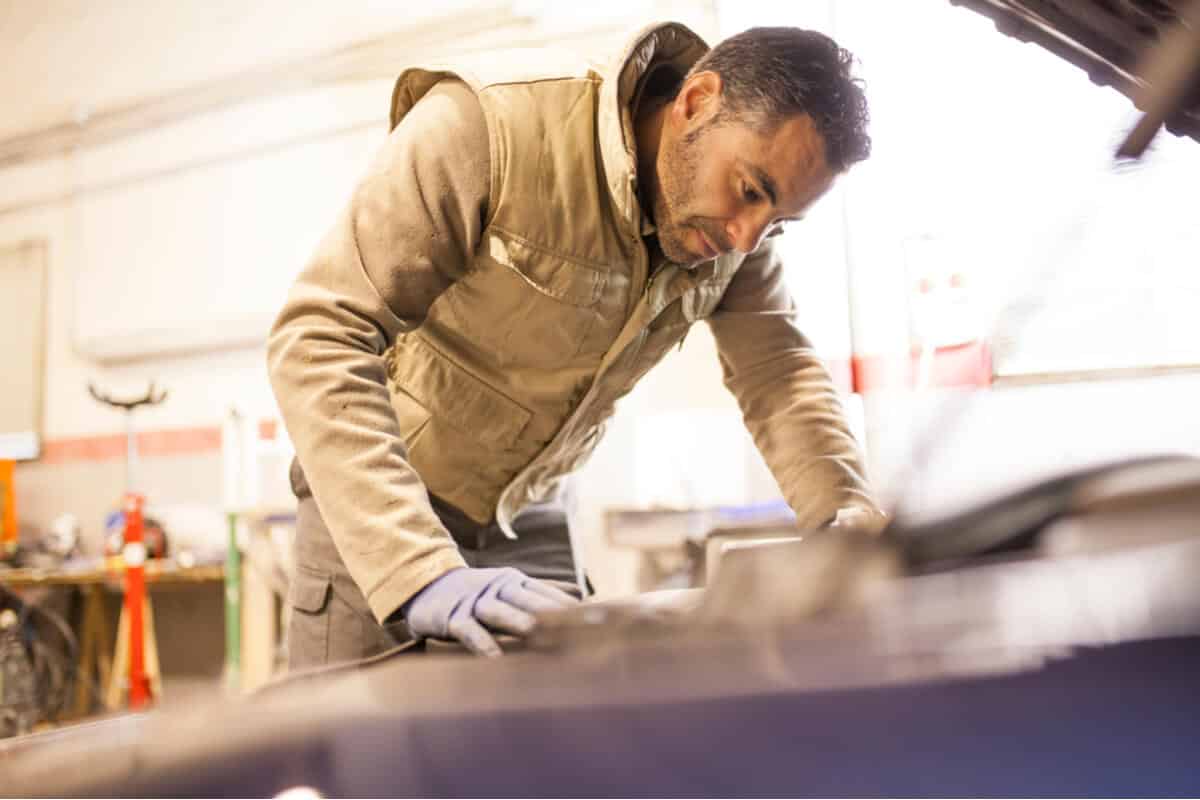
706, 238, 884, 531
267, 79, 489, 622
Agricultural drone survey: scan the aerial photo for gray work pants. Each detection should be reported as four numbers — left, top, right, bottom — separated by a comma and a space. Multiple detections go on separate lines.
286, 459, 580, 670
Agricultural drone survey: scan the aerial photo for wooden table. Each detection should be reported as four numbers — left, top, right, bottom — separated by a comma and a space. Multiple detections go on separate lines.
2, 560, 225, 716
1, 560, 224, 588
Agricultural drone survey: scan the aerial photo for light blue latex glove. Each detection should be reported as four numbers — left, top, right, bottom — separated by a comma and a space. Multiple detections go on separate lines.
403, 567, 578, 657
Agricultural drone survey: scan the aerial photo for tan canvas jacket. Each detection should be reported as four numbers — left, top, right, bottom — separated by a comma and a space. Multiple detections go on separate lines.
268, 22, 880, 623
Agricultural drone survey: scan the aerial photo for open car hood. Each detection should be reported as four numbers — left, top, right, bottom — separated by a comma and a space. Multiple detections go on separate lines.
951, 0, 1200, 147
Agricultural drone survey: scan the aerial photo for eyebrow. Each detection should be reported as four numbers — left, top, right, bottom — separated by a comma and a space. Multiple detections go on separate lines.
740, 158, 804, 222
741, 159, 778, 206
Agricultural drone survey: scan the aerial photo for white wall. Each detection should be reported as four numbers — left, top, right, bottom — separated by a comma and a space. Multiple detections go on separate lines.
0, 112, 375, 439
0, 1, 532, 144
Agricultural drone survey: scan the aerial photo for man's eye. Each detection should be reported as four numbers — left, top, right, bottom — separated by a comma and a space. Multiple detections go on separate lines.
742, 183, 761, 203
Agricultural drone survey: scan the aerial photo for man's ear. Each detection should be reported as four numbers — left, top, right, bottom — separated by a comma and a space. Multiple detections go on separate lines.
673, 70, 723, 130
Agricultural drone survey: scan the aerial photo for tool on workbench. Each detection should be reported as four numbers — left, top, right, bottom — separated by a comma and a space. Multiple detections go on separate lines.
88, 381, 167, 710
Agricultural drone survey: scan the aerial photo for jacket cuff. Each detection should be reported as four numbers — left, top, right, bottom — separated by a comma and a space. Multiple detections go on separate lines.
366, 548, 468, 624
827, 505, 889, 534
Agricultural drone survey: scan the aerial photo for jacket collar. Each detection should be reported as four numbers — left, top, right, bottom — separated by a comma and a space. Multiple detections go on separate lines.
597, 22, 709, 234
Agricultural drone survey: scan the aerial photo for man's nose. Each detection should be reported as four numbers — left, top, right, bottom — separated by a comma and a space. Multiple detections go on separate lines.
725, 212, 771, 254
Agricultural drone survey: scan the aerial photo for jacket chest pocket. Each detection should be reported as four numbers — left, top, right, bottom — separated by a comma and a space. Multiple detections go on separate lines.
388, 335, 533, 452
443, 232, 630, 372
622, 279, 728, 386
624, 310, 691, 388
386, 334, 537, 522
680, 279, 726, 323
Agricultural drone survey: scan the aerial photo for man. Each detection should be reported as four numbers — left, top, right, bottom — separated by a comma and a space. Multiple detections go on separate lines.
268, 22, 881, 667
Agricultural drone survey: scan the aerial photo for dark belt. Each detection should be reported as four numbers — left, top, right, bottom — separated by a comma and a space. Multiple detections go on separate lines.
289, 456, 560, 551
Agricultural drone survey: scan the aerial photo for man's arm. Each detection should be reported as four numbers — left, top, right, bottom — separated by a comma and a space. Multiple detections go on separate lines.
267, 79, 487, 622
706, 239, 884, 531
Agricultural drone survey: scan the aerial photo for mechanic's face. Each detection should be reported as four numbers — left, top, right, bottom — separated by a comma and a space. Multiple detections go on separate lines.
651, 72, 838, 267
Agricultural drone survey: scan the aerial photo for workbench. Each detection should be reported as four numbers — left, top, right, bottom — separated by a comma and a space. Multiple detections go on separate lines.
1, 557, 277, 717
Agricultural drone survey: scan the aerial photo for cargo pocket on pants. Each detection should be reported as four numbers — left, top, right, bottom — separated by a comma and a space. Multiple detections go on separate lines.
288, 565, 332, 668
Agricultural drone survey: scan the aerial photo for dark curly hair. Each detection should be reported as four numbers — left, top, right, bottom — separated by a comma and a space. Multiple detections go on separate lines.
686, 27, 872, 172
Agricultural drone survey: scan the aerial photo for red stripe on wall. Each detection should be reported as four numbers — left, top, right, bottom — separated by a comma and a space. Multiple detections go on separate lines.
850, 340, 992, 392
32, 346, 989, 467
41, 426, 223, 464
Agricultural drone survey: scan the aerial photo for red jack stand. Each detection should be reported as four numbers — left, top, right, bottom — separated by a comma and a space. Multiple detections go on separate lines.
121, 492, 153, 709
90, 381, 167, 710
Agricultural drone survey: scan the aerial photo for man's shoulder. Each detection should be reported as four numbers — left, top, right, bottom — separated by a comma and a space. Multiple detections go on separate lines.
390, 52, 602, 135
417, 46, 604, 95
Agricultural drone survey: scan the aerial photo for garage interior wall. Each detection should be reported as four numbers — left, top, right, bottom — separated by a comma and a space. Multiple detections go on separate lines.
0, 241, 47, 460
6, 0, 1200, 614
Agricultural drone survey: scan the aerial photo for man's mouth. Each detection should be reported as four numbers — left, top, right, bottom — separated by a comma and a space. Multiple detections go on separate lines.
694, 228, 720, 260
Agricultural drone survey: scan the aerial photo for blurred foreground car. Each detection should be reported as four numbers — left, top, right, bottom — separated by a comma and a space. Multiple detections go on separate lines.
5, 456, 1199, 797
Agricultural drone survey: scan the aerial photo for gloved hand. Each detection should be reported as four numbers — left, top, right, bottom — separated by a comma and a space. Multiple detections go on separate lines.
403, 567, 578, 657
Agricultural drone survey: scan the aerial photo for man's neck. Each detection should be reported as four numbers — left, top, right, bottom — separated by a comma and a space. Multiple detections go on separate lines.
634, 95, 668, 225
